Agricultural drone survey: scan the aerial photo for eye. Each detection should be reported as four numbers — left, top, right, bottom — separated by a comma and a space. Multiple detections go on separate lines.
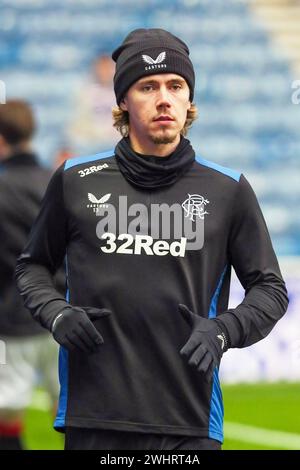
141, 84, 154, 92
171, 83, 182, 91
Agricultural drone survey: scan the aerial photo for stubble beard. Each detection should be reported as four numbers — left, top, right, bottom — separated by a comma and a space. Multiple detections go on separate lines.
149, 127, 179, 145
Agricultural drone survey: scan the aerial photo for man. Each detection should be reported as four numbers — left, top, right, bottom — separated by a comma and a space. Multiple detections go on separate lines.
65, 53, 119, 158
15, 29, 289, 450
54, 55, 119, 169
0, 100, 60, 449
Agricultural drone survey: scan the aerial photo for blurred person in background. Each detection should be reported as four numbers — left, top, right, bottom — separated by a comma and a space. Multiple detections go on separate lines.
60, 53, 119, 164
16, 29, 288, 450
0, 100, 60, 450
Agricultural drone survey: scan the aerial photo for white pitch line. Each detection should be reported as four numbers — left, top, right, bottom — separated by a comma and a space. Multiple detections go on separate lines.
224, 421, 300, 450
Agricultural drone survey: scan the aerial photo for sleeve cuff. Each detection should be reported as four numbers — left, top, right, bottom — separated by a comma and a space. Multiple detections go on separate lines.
214, 309, 244, 349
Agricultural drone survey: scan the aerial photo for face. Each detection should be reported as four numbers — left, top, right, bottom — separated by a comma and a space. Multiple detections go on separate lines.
120, 73, 191, 148
94, 56, 115, 85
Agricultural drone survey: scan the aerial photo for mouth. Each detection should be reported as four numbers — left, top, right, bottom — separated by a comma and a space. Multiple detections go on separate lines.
153, 115, 175, 122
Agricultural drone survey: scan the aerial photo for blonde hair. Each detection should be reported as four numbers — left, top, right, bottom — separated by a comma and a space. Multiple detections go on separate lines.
112, 103, 198, 138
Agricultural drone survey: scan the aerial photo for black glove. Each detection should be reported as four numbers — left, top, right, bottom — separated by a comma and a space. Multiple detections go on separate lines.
178, 304, 229, 379
51, 306, 112, 353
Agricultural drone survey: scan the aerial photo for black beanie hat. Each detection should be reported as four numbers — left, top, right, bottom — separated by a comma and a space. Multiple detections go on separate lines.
112, 28, 195, 105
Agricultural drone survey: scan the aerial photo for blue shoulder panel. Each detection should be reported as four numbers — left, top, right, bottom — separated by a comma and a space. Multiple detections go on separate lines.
195, 155, 241, 182
64, 149, 114, 171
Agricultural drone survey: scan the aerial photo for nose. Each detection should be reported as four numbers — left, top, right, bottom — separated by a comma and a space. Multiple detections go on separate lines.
156, 86, 171, 109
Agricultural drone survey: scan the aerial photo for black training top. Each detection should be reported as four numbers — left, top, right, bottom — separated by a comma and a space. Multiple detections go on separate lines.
16, 137, 288, 442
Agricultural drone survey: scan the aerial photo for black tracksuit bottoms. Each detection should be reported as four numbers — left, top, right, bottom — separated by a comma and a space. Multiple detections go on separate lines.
65, 428, 221, 450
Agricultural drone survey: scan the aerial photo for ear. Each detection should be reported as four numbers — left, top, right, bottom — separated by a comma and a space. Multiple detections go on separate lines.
119, 97, 128, 112
187, 101, 191, 110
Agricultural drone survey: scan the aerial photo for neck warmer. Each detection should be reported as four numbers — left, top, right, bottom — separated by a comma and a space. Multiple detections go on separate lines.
114, 136, 195, 189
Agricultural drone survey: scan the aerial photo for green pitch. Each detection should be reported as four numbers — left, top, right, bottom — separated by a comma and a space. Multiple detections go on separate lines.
222, 382, 300, 450
23, 382, 300, 450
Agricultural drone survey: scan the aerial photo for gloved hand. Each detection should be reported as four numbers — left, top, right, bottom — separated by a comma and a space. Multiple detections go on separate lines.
178, 304, 229, 379
51, 306, 112, 353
